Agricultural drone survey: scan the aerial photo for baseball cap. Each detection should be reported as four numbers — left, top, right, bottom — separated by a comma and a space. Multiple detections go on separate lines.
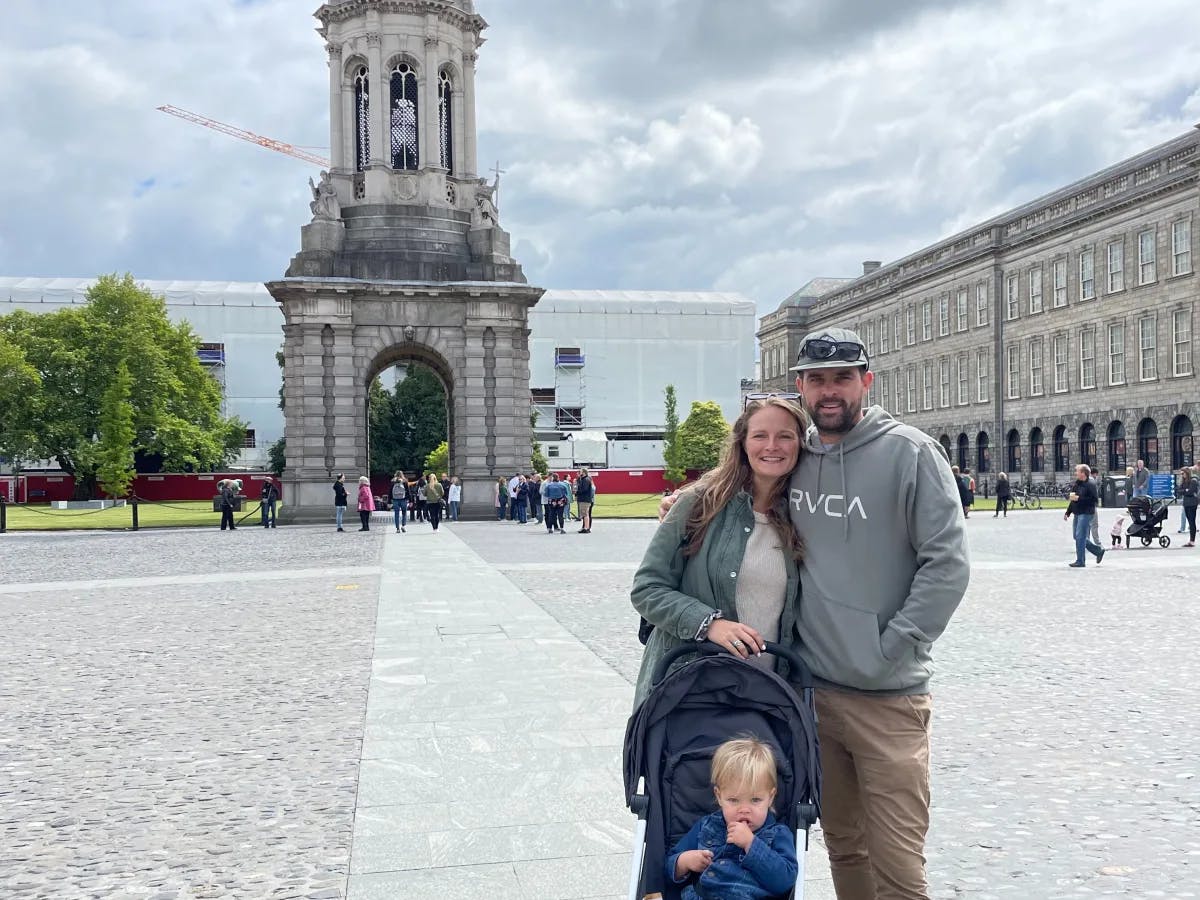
790, 327, 869, 372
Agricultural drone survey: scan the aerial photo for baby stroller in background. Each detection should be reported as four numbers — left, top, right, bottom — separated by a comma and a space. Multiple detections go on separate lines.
1125, 495, 1174, 547
623, 642, 821, 900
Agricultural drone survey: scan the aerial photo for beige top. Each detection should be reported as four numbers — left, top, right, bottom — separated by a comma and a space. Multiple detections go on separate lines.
735, 511, 787, 671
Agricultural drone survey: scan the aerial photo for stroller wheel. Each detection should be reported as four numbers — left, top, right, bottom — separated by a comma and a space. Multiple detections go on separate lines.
1159, 535, 1171, 548
1141, 536, 1153, 547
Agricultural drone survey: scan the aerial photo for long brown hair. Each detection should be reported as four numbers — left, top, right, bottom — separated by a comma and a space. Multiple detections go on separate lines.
682, 397, 808, 560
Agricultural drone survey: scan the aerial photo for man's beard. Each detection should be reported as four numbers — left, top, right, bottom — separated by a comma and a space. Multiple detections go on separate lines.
813, 401, 857, 434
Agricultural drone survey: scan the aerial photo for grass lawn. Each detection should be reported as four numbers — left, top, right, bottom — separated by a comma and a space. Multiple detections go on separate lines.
590, 493, 667, 518
1, 500, 271, 531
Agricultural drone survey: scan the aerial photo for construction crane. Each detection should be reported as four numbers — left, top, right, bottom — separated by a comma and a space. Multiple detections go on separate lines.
157, 105, 331, 168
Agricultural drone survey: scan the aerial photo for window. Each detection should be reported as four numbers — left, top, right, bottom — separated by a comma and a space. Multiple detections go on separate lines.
1173, 309, 1192, 377
1053, 335, 1069, 392
1080, 328, 1096, 389
906, 306, 916, 345
1109, 323, 1125, 385
1173, 219, 1193, 275
1006, 274, 1020, 320
880, 315, 890, 354
956, 289, 968, 331
864, 320, 876, 356
1052, 258, 1068, 308
1079, 247, 1095, 300
1108, 421, 1127, 472
556, 407, 583, 427
939, 357, 950, 407
242, 429, 257, 449
1029, 340, 1043, 396
976, 349, 989, 402
976, 283, 988, 326
438, 70, 454, 173
894, 311, 903, 349
1138, 315, 1157, 380
906, 367, 917, 412
922, 362, 933, 409
554, 346, 584, 366
957, 352, 969, 405
547, 445, 560, 458
1107, 239, 1124, 293
1028, 266, 1043, 314
921, 301, 932, 341
354, 65, 371, 171
878, 371, 890, 411
938, 295, 949, 336
389, 62, 420, 170
1138, 229, 1156, 285
1054, 425, 1070, 472
1030, 427, 1045, 472
1006, 345, 1021, 399
531, 387, 556, 405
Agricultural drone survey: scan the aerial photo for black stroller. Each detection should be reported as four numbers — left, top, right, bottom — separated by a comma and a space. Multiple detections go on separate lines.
623, 643, 821, 900
1126, 495, 1174, 547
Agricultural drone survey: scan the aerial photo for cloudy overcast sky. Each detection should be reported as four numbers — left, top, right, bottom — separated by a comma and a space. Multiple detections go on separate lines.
3, 0, 1199, 315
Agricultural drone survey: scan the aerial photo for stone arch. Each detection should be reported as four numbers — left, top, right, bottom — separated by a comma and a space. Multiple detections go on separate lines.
1005, 428, 1021, 474
343, 54, 370, 83
1053, 424, 1069, 473
1029, 426, 1045, 473
1137, 417, 1160, 470
976, 431, 990, 473
384, 52, 423, 76
363, 338, 456, 478
938, 434, 951, 458
956, 432, 969, 471
1171, 414, 1194, 469
1106, 420, 1126, 472
1079, 422, 1097, 469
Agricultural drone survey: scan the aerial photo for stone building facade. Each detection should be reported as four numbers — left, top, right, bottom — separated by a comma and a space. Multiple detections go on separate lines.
761, 127, 1199, 488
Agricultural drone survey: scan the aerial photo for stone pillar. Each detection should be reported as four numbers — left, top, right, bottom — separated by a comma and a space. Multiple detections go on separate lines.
367, 30, 386, 166
462, 46, 478, 177
452, 84, 465, 178
341, 67, 356, 170
423, 29, 442, 170
327, 44, 344, 171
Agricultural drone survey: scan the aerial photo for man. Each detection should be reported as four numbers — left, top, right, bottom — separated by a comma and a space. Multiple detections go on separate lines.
543, 473, 568, 534
1131, 459, 1150, 498
528, 472, 544, 524
1064, 464, 1105, 568
575, 467, 594, 533
507, 472, 521, 521
260, 476, 279, 528
661, 326, 969, 899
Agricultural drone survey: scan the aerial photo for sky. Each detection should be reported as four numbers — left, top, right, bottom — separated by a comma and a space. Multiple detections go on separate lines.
3, 0, 1200, 317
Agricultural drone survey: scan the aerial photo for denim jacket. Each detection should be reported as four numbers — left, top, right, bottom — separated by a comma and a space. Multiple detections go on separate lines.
666, 810, 797, 900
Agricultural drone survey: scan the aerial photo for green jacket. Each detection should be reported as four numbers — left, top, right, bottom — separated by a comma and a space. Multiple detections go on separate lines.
630, 490, 801, 707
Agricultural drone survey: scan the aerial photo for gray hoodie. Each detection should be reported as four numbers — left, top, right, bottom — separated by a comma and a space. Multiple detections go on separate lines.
787, 406, 969, 694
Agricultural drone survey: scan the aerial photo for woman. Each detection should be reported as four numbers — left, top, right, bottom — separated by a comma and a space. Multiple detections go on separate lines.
416, 476, 428, 522
425, 473, 445, 531
390, 471, 408, 533
333, 473, 348, 532
630, 397, 807, 707
994, 472, 1011, 518
495, 476, 508, 521
218, 478, 237, 531
1181, 466, 1198, 547
356, 476, 374, 531
448, 476, 462, 521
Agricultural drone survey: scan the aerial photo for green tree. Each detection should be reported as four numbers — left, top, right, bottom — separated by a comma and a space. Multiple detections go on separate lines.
0, 332, 41, 470
378, 364, 447, 474
267, 437, 286, 476
530, 410, 549, 476
95, 360, 136, 499
676, 400, 730, 472
0, 274, 245, 498
662, 384, 686, 486
424, 440, 448, 474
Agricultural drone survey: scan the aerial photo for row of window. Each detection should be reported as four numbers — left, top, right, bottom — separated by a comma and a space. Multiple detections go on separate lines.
853, 218, 1193, 355
871, 350, 992, 415
353, 64, 455, 173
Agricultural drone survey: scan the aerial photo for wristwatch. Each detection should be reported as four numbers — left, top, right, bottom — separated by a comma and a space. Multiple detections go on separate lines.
694, 610, 723, 642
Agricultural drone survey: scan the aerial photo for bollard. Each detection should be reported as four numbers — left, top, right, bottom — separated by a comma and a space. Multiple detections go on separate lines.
1, 494, 6, 533
131, 496, 139, 531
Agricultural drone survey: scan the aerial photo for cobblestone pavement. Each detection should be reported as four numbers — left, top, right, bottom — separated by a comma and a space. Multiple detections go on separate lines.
1, 526, 383, 899
457, 508, 1200, 899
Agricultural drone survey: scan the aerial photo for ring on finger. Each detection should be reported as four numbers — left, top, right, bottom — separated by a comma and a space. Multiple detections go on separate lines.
731, 639, 744, 649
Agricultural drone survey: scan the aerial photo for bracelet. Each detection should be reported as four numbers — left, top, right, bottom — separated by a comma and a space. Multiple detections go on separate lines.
694, 610, 723, 642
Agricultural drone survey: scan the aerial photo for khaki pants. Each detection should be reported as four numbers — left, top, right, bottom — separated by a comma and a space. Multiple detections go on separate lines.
815, 689, 932, 900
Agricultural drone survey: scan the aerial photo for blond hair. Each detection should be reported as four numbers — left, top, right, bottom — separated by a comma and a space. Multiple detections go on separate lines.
711, 737, 778, 794
684, 397, 807, 560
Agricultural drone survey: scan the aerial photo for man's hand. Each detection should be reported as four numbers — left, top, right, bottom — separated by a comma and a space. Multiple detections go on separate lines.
658, 490, 679, 522
726, 821, 755, 852
674, 849, 713, 878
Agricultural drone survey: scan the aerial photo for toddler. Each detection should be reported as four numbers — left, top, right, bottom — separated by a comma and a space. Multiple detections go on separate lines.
1110, 515, 1126, 548
666, 737, 798, 900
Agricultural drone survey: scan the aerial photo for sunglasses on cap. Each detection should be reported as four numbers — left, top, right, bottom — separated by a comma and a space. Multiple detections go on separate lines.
743, 391, 801, 409
798, 338, 868, 366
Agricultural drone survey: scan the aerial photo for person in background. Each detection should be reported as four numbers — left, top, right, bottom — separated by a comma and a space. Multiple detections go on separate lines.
542, 473, 568, 534
425, 473, 445, 531
528, 473, 543, 524
440, 473, 452, 519
495, 476, 508, 521
1064, 464, 1105, 567
1088, 468, 1101, 548
218, 478, 238, 531
1131, 459, 1150, 498
563, 474, 575, 522
507, 472, 521, 521
575, 467, 595, 533
512, 474, 529, 524
416, 475, 428, 523
1110, 514, 1126, 548
448, 476, 462, 521
390, 471, 408, 533
260, 476, 279, 528
1180, 466, 1198, 548
1177, 469, 1190, 534
333, 473, 348, 532
356, 476, 375, 532
994, 472, 1011, 518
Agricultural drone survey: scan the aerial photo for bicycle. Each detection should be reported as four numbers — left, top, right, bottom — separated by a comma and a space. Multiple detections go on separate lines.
1011, 488, 1042, 510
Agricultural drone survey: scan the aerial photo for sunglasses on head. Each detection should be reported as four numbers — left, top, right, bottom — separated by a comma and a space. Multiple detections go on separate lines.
744, 391, 801, 409
799, 338, 867, 363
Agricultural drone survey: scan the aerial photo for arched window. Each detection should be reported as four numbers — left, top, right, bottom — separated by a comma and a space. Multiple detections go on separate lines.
1006, 428, 1021, 474
976, 431, 991, 473
1107, 421, 1126, 472
956, 433, 969, 471
1053, 425, 1069, 472
354, 66, 371, 171
1079, 423, 1096, 469
939, 435, 951, 459
1030, 427, 1045, 473
390, 63, 419, 170
1171, 415, 1194, 469
1137, 418, 1159, 471
438, 70, 454, 173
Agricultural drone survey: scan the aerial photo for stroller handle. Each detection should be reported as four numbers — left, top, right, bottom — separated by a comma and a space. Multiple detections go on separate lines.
651, 640, 814, 690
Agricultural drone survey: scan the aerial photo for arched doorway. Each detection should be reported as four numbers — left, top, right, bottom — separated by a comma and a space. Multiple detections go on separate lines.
976, 431, 990, 473
939, 434, 952, 459
1137, 417, 1159, 470
365, 349, 452, 484
956, 433, 969, 471
1005, 428, 1021, 474
1030, 427, 1044, 473
1053, 425, 1069, 472
1107, 421, 1126, 472
1171, 415, 1194, 469
1079, 423, 1097, 470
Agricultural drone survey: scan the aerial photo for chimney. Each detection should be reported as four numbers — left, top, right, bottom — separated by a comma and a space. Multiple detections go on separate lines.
862, 261, 882, 275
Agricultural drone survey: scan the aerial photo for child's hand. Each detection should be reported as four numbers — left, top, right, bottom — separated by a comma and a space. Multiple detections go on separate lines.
726, 821, 755, 851
675, 849, 713, 877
